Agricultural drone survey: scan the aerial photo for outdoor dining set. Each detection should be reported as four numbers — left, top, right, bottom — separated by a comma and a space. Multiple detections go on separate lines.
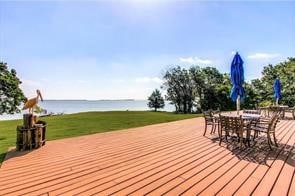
203, 106, 294, 150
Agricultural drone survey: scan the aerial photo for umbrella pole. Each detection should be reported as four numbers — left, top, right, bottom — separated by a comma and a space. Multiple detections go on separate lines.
276, 98, 279, 106
237, 95, 240, 115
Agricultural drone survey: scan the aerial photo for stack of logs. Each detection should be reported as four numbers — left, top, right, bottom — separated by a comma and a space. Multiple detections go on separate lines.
16, 114, 47, 151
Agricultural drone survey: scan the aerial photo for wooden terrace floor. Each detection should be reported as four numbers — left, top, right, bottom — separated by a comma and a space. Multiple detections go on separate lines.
0, 117, 295, 195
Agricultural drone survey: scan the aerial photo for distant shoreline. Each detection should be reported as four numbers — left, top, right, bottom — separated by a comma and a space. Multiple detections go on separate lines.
43, 99, 138, 101
0, 100, 175, 121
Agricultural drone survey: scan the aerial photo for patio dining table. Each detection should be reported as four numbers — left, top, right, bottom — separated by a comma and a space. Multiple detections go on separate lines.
216, 113, 261, 147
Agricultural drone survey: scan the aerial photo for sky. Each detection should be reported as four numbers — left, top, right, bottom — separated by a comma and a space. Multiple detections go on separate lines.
0, 1, 294, 100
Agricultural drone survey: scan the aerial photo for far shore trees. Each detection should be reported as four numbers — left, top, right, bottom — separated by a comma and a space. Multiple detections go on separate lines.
0, 62, 25, 115
147, 89, 165, 112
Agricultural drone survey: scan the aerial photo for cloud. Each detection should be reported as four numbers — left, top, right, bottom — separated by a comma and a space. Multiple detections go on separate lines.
247, 53, 281, 60
135, 77, 163, 84
21, 79, 41, 87
179, 56, 212, 65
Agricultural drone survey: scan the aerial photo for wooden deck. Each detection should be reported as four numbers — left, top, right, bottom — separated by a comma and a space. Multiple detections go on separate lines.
0, 117, 295, 196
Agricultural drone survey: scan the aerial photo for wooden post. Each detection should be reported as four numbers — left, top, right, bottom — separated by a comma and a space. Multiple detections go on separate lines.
16, 127, 32, 151
23, 114, 33, 128
34, 124, 43, 148
37, 120, 47, 146
16, 126, 24, 151
26, 128, 32, 150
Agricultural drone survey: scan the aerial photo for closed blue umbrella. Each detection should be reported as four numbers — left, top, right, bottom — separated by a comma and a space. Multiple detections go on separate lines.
230, 52, 245, 115
274, 78, 281, 105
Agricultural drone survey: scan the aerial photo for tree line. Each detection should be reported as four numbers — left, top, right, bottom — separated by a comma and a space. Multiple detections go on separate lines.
148, 58, 294, 113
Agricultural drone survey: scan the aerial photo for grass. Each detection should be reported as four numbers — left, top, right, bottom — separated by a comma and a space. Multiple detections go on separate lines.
0, 111, 200, 163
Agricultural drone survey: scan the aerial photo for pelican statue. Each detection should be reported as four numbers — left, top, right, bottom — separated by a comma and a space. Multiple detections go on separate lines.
22, 89, 44, 114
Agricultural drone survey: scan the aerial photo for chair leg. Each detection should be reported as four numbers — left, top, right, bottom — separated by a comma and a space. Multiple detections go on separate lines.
211, 124, 215, 134
269, 134, 274, 145
246, 129, 251, 147
267, 134, 273, 150
273, 132, 278, 147
219, 129, 223, 145
253, 131, 258, 141
217, 122, 220, 134
239, 130, 244, 148
225, 131, 228, 142
203, 124, 207, 136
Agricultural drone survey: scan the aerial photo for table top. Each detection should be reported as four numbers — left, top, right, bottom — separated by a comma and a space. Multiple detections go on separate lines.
216, 113, 261, 119
241, 114, 261, 119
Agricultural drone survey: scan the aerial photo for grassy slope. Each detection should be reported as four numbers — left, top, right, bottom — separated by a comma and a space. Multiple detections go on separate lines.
0, 111, 200, 163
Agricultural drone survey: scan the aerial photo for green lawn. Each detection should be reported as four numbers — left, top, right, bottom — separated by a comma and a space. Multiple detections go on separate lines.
0, 111, 200, 163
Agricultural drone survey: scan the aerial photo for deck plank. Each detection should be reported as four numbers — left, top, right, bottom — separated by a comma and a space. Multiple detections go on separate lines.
0, 117, 294, 196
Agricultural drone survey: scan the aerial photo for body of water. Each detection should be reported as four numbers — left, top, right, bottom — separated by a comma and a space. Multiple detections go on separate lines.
0, 100, 175, 120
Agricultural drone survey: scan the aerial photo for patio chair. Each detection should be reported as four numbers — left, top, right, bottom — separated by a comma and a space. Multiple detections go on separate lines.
285, 106, 295, 120
212, 109, 221, 133
268, 106, 284, 119
219, 115, 244, 146
250, 112, 280, 150
203, 110, 219, 136
258, 107, 269, 117
212, 108, 221, 115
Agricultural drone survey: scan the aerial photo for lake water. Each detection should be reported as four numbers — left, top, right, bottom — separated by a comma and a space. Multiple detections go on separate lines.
0, 100, 175, 120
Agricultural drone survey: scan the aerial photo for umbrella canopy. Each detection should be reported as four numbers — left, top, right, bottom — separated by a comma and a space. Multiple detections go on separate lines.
274, 78, 281, 103
230, 52, 245, 101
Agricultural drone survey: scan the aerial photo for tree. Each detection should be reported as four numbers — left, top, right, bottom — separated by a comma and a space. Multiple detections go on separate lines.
251, 58, 295, 107
163, 65, 235, 113
162, 67, 194, 113
190, 67, 231, 111
0, 62, 26, 115
147, 89, 165, 112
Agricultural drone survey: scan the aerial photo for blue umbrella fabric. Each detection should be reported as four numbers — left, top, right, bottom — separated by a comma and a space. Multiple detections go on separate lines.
230, 52, 245, 115
274, 78, 281, 105
230, 52, 245, 102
